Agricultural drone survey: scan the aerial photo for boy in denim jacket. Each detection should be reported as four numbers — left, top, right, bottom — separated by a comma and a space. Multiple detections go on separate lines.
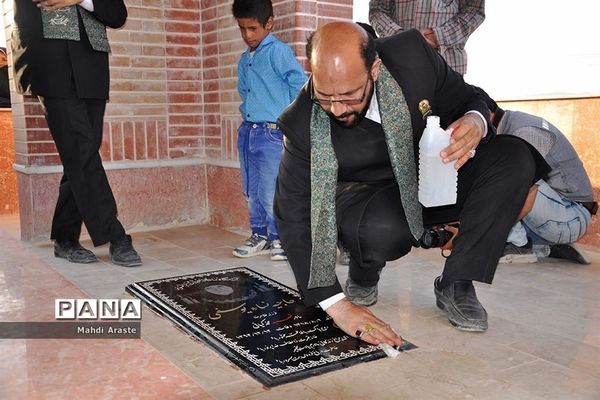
231, 0, 307, 260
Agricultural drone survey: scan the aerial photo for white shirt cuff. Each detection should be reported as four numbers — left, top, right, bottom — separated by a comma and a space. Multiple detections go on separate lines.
465, 110, 488, 138
318, 292, 346, 311
78, 0, 94, 12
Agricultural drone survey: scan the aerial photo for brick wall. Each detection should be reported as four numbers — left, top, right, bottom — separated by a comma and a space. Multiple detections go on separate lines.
102, 0, 204, 161
4, 0, 200, 167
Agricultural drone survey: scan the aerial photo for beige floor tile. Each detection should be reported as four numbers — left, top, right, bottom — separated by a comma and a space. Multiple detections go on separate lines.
242, 384, 327, 400
485, 317, 600, 379
165, 254, 234, 273
497, 359, 600, 399
203, 380, 268, 400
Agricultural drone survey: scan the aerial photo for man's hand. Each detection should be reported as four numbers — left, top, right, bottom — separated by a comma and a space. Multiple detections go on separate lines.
34, 0, 82, 12
440, 113, 485, 170
326, 298, 404, 347
420, 28, 439, 49
440, 224, 459, 251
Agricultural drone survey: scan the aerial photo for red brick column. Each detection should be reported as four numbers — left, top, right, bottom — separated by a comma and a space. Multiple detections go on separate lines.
0, 109, 18, 214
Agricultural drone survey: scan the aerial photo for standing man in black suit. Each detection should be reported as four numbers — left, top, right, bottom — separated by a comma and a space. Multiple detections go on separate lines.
11, 0, 142, 267
274, 22, 548, 345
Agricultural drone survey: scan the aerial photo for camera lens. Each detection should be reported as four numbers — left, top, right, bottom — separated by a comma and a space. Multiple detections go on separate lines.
420, 229, 438, 249
419, 227, 453, 249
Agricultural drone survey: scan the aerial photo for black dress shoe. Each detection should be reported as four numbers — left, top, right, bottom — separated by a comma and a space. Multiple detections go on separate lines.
109, 234, 142, 267
549, 244, 591, 264
54, 240, 97, 264
434, 276, 488, 332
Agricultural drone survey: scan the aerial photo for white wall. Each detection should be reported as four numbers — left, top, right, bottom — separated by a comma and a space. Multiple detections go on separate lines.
353, 0, 600, 100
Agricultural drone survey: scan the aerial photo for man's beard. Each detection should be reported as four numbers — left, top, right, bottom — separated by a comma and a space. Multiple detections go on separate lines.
327, 86, 373, 128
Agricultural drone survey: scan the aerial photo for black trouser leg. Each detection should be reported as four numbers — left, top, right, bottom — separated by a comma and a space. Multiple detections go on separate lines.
40, 96, 125, 246
442, 135, 538, 284
51, 174, 83, 242
336, 182, 416, 286
335, 136, 541, 289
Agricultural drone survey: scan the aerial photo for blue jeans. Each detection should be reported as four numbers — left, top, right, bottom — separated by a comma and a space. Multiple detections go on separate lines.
507, 181, 591, 254
237, 121, 283, 241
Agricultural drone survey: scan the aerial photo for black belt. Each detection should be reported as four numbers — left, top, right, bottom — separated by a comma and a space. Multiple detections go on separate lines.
578, 201, 598, 215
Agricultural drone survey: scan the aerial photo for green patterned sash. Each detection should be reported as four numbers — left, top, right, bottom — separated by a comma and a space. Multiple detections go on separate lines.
307, 63, 424, 289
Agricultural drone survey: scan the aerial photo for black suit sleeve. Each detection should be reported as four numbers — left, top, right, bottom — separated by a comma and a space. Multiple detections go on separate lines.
377, 30, 494, 143
91, 0, 128, 29
275, 90, 343, 306
423, 34, 494, 142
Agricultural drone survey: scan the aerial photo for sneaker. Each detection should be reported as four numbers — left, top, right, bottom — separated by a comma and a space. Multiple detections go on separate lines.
109, 234, 142, 267
269, 239, 287, 261
549, 243, 591, 264
54, 240, 97, 264
498, 240, 537, 264
337, 247, 350, 266
343, 277, 378, 306
232, 233, 269, 258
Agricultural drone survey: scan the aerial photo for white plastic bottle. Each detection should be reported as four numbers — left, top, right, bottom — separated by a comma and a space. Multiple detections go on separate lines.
418, 115, 457, 207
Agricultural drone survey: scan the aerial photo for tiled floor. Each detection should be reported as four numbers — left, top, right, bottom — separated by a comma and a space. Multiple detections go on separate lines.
1, 214, 599, 399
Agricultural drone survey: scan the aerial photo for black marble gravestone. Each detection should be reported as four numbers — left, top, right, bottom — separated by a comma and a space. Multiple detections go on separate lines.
126, 267, 415, 387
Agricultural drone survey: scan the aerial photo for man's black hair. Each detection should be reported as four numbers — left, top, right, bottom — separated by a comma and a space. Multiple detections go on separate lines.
356, 22, 378, 39
306, 27, 377, 72
232, 0, 273, 27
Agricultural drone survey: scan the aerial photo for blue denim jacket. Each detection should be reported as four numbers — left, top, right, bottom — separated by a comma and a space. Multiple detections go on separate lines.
237, 33, 307, 123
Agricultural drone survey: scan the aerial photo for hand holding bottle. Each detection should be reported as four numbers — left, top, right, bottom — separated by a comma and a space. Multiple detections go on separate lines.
440, 113, 485, 169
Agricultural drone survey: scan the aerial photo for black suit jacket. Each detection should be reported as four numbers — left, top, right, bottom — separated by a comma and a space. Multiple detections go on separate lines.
11, 0, 127, 99
274, 30, 493, 305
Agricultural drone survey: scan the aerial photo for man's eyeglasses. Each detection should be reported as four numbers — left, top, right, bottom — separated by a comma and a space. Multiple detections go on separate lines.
311, 75, 372, 107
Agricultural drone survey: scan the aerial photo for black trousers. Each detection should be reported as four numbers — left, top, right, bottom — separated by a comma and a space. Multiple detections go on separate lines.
336, 136, 540, 287
39, 96, 125, 246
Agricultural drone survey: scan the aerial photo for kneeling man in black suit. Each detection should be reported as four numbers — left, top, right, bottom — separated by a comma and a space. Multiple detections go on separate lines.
274, 22, 548, 345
